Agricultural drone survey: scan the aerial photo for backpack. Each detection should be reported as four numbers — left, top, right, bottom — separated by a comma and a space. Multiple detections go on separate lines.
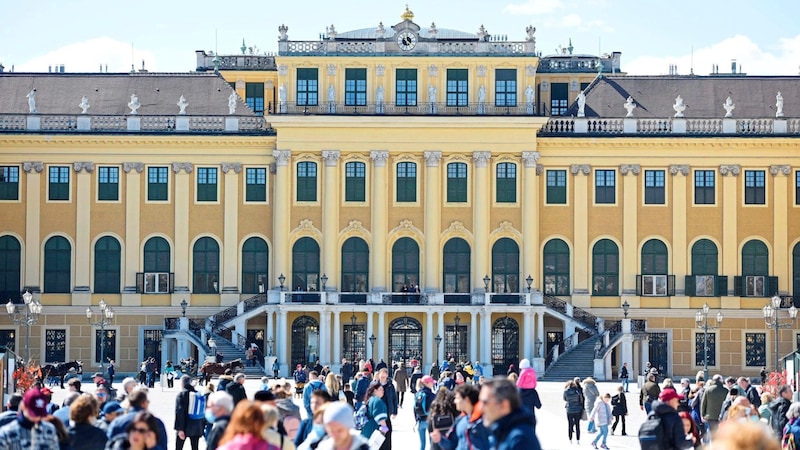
784, 430, 797, 450
187, 391, 206, 420
353, 403, 369, 430
414, 390, 428, 420
638, 412, 666, 450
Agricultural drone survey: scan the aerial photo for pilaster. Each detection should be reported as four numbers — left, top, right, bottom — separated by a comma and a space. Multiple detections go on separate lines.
423, 151, 442, 292
273, 151, 292, 286
122, 163, 143, 305
620, 164, 640, 295
370, 151, 389, 291
473, 151, 491, 291
322, 151, 340, 290
720, 165, 740, 295
670, 165, 690, 294
332, 311, 341, 367
521, 151, 540, 289
22, 162, 43, 292
772, 165, 791, 294
377, 311, 386, 361
278, 309, 288, 375
571, 164, 591, 304
73, 162, 94, 303
172, 163, 193, 297
221, 163, 242, 305
470, 311, 478, 365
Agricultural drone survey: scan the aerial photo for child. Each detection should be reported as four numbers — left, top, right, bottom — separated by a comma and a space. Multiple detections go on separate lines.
342, 383, 355, 407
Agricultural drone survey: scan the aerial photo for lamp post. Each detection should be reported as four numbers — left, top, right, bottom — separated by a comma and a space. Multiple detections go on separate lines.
6, 291, 42, 365
763, 295, 798, 371
434, 334, 442, 364
320, 274, 328, 291
622, 300, 630, 318
525, 275, 533, 293
86, 299, 115, 372
695, 302, 723, 381
278, 273, 286, 291
453, 313, 461, 363
369, 334, 377, 360
483, 275, 490, 292
180, 299, 188, 317
351, 313, 357, 361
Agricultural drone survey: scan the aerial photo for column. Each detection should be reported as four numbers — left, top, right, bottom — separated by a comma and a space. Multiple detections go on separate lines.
273, 151, 292, 286
536, 313, 545, 356
571, 165, 591, 298
332, 310, 341, 366
720, 165, 740, 300
521, 152, 540, 289
670, 165, 690, 295
73, 162, 94, 300
437, 311, 445, 362
172, 163, 193, 297
423, 151, 442, 291
221, 164, 242, 304
370, 151, 389, 291
122, 163, 143, 302
319, 309, 330, 365
620, 165, 640, 295
772, 165, 791, 293
426, 311, 434, 370
473, 152, 492, 290
481, 310, 492, 375
278, 309, 288, 374
322, 151, 340, 290
266, 310, 274, 354
523, 311, 532, 361
377, 311, 386, 360
366, 312, 375, 358
470, 311, 478, 363
22, 162, 43, 291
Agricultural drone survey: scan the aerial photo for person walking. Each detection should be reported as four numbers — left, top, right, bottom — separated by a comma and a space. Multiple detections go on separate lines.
226, 373, 248, 407
583, 377, 600, 433
107, 359, 116, 385
479, 377, 541, 450
640, 373, 661, 414
610, 385, 628, 436
619, 362, 630, 392
340, 358, 353, 386
360, 382, 389, 441
701, 374, 728, 433
589, 393, 613, 449
427, 389, 457, 450
644, 388, 690, 450
164, 361, 176, 389
393, 363, 409, 407
205, 391, 234, 450
516, 359, 541, 430
175, 375, 206, 450
376, 368, 398, 450
430, 383, 489, 450
413, 375, 436, 450
564, 379, 584, 445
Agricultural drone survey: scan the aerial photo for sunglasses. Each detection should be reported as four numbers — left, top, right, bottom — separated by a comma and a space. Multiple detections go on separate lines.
132, 427, 150, 434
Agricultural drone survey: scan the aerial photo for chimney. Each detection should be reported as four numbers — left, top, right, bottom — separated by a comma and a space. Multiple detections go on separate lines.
731, 60, 737, 74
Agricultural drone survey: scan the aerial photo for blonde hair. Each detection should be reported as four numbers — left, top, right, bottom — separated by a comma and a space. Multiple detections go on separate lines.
713, 421, 779, 450
260, 404, 280, 429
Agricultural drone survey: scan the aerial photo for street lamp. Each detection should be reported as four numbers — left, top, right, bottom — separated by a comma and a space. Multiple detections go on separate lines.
525, 275, 533, 293
454, 313, 461, 363
622, 300, 630, 318
351, 313, 357, 361
369, 334, 377, 359
86, 299, 115, 372
483, 275, 491, 292
180, 299, 188, 317
695, 302, 723, 381
763, 295, 798, 371
320, 274, 328, 291
6, 291, 42, 365
434, 334, 442, 364
278, 273, 286, 291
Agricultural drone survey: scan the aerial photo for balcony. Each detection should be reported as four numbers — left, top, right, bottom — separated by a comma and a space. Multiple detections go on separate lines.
539, 117, 800, 136
0, 114, 273, 135
269, 101, 541, 117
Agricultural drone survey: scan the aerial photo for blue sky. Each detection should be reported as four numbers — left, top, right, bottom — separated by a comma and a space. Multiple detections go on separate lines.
2, 0, 799, 75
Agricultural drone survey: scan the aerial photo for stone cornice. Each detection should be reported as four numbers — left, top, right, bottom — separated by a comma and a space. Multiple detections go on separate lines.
0, 136, 275, 147
537, 137, 800, 149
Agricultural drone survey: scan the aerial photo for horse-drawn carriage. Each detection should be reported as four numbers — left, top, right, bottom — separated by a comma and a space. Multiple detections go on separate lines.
198, 358, 243, 384
40, 361, 83, 389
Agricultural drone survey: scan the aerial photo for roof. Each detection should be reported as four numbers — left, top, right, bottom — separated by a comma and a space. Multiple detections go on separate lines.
0, 73, 253, 116
574, 75, 800, 119
336, 27, 478, 40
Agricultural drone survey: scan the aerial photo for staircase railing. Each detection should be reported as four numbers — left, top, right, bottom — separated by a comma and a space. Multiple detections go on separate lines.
543, 295, 600, 334
545, 329, 595, 371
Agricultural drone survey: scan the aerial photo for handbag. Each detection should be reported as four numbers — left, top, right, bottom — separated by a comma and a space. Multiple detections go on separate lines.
433, 414, 454, 430
580, 409, 588, 421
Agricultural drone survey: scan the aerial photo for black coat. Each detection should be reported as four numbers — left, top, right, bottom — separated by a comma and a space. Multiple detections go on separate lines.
650, 400, 692, 450
518, 388, 541, 428
69, 423, 108, 450
206, 416, 230, 450
611, 393, 628, 415
226, 382, 247, 406
175, 387, 206, 437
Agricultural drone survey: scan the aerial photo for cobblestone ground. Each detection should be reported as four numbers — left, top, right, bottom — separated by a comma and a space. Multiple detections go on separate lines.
48, 378, 646, 450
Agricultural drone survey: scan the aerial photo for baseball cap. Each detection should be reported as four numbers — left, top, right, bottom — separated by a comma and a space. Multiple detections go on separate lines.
102, 401, 123, 416
22, 388, 49, 418
421, 375, 435, 385
659, 388, 684, 402
40, 388, 53, 397
92, 372, 103, 378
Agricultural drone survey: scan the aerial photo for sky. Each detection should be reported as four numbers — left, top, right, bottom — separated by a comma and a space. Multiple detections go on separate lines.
1, 0, 799, 76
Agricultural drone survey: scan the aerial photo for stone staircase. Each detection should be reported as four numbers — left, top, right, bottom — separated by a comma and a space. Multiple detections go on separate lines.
207, 332, 265, 377
540, 334, 602, 381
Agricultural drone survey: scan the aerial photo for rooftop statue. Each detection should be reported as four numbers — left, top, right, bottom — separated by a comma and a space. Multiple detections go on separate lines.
228, 92, 237, 115
478, 85, 486, 104
128, 93, 140, 115
376, 85, 384, 105
624, 96, 636, 117
723, 96, 735, 118
278, 24, 288, 41
576, 91, 586, 118
776, 92, 784, 118
525, 25, 536, 42
673, 95, 686, 118
279, 84, 287, 103
177, 95, 188, 115
428, 85, 437, 103
26, 90, 37, 114
78, 96, 90, 114
376, 22, 385, 38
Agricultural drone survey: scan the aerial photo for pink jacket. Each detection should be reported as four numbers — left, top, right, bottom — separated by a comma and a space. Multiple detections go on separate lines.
218, 434, 276, 450
516, 367, 538, 390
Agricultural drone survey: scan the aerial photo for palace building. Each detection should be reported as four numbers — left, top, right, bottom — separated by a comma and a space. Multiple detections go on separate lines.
0, 6, 798, 380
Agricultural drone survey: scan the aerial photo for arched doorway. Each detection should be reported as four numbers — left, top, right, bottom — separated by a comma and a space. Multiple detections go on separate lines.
388, 316, 423, 370
291, 315, 319, 367
492, 316, 519, 375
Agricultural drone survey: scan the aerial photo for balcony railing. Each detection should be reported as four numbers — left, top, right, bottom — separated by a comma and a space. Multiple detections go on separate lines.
269, 101, 541, 117
0, 114, 273, 134
539, 117, 800, 136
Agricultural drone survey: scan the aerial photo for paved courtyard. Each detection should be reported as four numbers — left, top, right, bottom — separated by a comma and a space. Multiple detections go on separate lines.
48, 378, 647, 450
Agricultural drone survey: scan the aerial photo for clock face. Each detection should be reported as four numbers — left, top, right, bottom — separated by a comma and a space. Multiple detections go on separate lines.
397, 31, 417, 51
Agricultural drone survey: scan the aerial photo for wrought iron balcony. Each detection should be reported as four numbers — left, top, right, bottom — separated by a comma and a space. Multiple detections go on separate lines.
269, 101, 542, 117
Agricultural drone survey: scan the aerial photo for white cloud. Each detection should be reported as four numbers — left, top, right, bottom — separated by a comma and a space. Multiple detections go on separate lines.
626, 35, 800, 76
503, 0, 565, 15
542, 13, 614, 33
15, 37, 158, 73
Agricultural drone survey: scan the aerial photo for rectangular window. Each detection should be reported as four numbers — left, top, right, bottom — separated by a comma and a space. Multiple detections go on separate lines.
144, 273, 171, 294
745, 275, 766, 297
694, 170, 715, 205
695, 332, 716, 367
745, 170, 766, 204
644, 170, 665, 205
546, 170, 567, 204
446, 69, 468, 107
147, 167, 168, 201
345, 68, 367, 106
245, 168, 267, 202
98, 166, 119, 201
446, 163, 467, 203
745, 332, 766, 367
297, 162, 318, 202
694, 275, 716, 297
595, 170, 616, 204
0, 166, 19, 200
48, 166, 70, 201
396, 162, 417, 202
45, 329, 66, 363
296, 68, 319, 106
197, 168, 218, 202
551, 83, 569, 116
245, 82, 265, 115
496, 163, 517, 203
495, 69, 517, 107
345, 162, 366, 202
641, 275, 668, 296
396, 69, 417, 106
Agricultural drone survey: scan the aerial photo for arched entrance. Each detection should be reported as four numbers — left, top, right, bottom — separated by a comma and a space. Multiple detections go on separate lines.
492, 316, 519, 375
291, 315, 319, 367
388, 316, 423, 370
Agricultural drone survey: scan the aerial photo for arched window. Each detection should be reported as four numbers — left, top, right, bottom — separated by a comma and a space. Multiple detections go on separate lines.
292, 238, 320, 291
341, 237, 369, 292
193, 237, 219, 293
443, 238, 470, 293
691, 239, 718, 275
592, 239, 618, 296
388, 317, 423, 369
142, 237, 171, 294
739, 240, 770, 297
242, 237, 268, 294
543, 239, 570, 296
94, 237, 121, 293
742, 240, 769, 276
291, 315, 319, 367
491, 238, 519, 293
687, 239, 720, 297
44, 236, 71, 293
0, 236, 21, 302
391, 238, 419, 292
491, 316, 519, 375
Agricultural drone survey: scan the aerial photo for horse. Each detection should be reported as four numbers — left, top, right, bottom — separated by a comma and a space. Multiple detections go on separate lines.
199, 358, 243, 384
41, 361, 83, 389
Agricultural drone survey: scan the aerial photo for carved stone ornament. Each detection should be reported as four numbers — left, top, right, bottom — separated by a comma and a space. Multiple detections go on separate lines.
428, 65, 438, 77
619, 164, 640, 176
122, 162, 144, 174
128, 93, 141, 115
171, 162, 194, 174
22, 162, 44, 173
521, 151, 540, 168
718, 164, 740, 176
78, 96, 90, 114
540, 81, 549, 92
322, 150, 340, 166
477, 65, 487, 77
221, 163, 243, 174
669, 164, 690, 176
273, 150, 291, 167
343, 220, 369, 236
278, 65, 288, 76
770, 165, 791, 176
327, 64, 337, 76
177, 95, 188, 115
370, 150, 389, 167
291, 219, 322, 239
73, 162, 95, 173
526, 65, 537, 77
536, 164, 543, 176
673, 95, 686, 118
570, 164, 590, 175
399, 219, 414, 229
448, 220, 465, 232
423, 151, 442, 167
473, 151, 491, 168
496, 221, 515, 233
722, 96, 735, 118
376, 64, 385, 76
278, 24, 289, 41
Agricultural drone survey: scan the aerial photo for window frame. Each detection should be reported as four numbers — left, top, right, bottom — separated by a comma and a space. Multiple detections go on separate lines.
241, 237, 269, 294
545, 169, 567, 204
395, 161, 417, 203
344, 161, 366, 202
543, 239, 570, 296
97, 166, 120, 202
795, 171, 800, 206
142, 236, 171, 294
44, 236, 71, 293
491, 238, 520, 293
48, 166, 70, 201
345, 68, 367, 106
446, 162, 468, 203
443, 238, 471, 293
296, 68, 319, 106
341, 237, 369, 293
192, 237, 220, 294
196, 167, 218, 203
296, 161, 318, 202
94, 236, 121, 294
396, 68, 418, 107
592, 239, 619, 296
744, 169, 766, 205
245, 167, 267, 203
694, 330, 718, 369
744, 331, 767, 367
495, 69, 517, 107
146, 166, 169, 202
495, 162, 517, 203
0, 166, 20, 201
550, 83, 568, 116
245, 82, 265, 115
694, 170, 715, 205
44, 327, 68, 364
446, 69, 468, 107
644, 169, 665, 205
594, 169, 616, 205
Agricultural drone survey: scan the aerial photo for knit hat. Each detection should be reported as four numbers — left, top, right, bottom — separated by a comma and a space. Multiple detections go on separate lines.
323, 401, 355, 429
519, 359, 531, 369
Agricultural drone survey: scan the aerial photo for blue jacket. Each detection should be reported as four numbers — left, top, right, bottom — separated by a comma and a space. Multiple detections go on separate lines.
381, 379, 399, 416
303, 379, 327, 416
438, 413, 490, 450
355, 376, 371, 406
107, 407, 168, 450
488, 407, 541, 450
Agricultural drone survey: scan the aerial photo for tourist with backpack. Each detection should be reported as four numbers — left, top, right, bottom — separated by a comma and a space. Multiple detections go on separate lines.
639, 388, 692, 450
430, 384, 489, 450
174, 375, 206, 450
610, 385, 628, 435
360, 382, 389, 441
414, 375, 436, 450
782, 403, 800, 449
